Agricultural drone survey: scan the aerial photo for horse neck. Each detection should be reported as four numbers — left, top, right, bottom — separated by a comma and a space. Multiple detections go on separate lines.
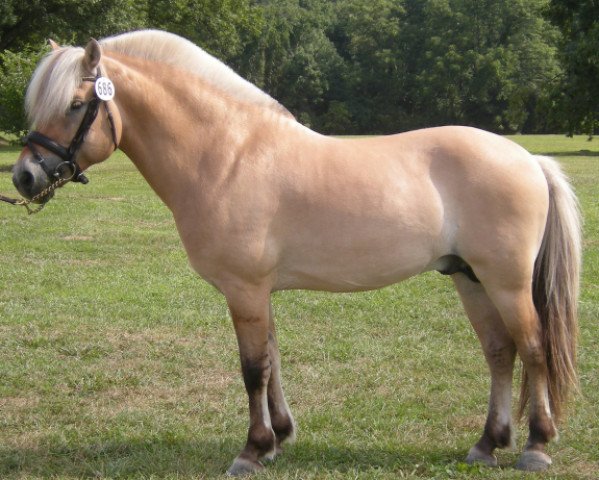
103, 54, 253, 209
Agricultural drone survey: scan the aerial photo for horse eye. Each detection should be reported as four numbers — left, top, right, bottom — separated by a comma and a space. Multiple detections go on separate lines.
70, 101, 84, 111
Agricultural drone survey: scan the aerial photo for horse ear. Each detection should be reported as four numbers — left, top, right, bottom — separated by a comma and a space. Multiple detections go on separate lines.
48, 39, 60, 51
83, 38, 102, 73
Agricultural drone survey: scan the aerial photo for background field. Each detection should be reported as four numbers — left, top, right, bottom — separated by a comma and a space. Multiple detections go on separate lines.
0, 135, 597, 479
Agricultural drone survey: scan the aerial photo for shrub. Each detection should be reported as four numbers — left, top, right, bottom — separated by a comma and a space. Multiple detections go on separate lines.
0, 45, 48, 140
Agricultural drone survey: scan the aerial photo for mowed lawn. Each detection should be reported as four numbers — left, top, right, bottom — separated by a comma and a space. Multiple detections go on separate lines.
0, 135, 597, 479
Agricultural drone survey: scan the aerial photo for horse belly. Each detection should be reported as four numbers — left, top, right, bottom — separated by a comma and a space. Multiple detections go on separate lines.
274, 208, 443, 292
276, 254, 433, 292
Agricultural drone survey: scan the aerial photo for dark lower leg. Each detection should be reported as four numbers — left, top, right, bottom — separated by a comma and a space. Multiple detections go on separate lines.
526, 413, 557, 452
473, 345, 517, 457
467, 362, 515, 466
239, 353, 276, 462
267, 335, 295, 448
227, 299, 277, 475
498, 322, 555, 470
515, 391, 556, 471
519, 339, 558, 453
267, 304, 295, 449
475, 413, 513, 453
452, 276, 516, 466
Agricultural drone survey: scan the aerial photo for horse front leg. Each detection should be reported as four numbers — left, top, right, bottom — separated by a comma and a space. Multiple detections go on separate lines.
267, 302, 296, 452
226, 286, 277, 476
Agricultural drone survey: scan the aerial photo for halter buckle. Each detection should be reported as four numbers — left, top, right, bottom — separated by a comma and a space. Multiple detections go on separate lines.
54, 161, 76, 180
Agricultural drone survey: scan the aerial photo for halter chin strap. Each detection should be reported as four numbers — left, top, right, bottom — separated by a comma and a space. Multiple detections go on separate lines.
24, 66, 118, 185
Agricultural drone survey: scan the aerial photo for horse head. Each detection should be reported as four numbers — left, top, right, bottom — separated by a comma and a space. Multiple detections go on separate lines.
12, 39, 121, 203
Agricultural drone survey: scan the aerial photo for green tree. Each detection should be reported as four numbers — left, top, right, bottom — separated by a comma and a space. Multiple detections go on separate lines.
146, 0, 262, 62
0, 0, 258, 136
0, 0, 146, 51
0, 45, 48, 137
327, 0, 560, 134
243, 0, 345, 131
399, 0, 560, 132
0, 0, 146, 139
547, 0, 599, 137
332, 0, 406, 133
0, 0, 569, 136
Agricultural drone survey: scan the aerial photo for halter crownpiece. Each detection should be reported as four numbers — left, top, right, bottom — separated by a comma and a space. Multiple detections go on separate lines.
24, 66, 118, 185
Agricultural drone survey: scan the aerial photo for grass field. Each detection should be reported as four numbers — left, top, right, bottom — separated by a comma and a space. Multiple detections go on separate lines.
0, 135, 597, 479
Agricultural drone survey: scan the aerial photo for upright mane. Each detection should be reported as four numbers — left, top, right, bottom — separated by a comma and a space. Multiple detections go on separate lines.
26, 30, 292, 129
101, 30, 290, 116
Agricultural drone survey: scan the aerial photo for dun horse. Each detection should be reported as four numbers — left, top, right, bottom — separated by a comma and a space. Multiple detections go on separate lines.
12, 31, 580, 475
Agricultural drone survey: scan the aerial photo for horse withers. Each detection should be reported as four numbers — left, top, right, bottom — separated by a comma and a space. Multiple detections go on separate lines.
12, 31, 581, 475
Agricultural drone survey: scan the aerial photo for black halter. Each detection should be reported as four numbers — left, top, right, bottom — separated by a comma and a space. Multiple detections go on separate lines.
25, 67, 118, 185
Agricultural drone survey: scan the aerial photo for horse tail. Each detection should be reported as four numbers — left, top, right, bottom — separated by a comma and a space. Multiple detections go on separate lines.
520, 155, 582, 422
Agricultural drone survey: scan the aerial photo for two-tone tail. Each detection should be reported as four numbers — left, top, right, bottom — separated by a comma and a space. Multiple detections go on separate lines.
520, 155, 582, 421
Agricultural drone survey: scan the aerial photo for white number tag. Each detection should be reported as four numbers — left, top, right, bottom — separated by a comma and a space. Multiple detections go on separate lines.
95, 77, 115, 101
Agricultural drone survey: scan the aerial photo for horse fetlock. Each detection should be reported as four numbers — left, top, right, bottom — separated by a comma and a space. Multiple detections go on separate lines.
487, 420, 514, 450
272, 411, 296, 446
228, 425, 275, 476
247, 422, 277, 459
528, 414, 558, 447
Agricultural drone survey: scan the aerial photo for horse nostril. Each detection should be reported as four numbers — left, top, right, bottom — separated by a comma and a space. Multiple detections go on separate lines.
16, 170, 34, 189
12, 168, 36, 197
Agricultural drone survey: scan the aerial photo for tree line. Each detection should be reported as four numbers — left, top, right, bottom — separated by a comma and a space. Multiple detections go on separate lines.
0, 0, 597, 137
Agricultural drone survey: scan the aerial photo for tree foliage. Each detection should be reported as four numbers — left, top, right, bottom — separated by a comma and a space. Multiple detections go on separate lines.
146, 0, 263, 62
0, 0, 592, 136
0, 0, 146, 51
547, 0, 599, 137
251, 1, 345, 128
0, 45, 48, 136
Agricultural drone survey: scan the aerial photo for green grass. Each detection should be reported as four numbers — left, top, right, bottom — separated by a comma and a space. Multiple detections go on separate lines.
0, 135, 597, 479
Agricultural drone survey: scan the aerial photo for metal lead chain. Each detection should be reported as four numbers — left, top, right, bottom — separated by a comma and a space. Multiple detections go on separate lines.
1, 173, 73, 215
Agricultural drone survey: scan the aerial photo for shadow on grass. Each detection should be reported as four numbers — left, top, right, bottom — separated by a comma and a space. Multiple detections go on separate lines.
280, 440, 481, 476
0, 434, 495, 478
542, 150, 599, 157
0, 436, 235, 478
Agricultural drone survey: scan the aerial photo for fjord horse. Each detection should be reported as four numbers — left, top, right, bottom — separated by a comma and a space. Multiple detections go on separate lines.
12, 31, 580, 475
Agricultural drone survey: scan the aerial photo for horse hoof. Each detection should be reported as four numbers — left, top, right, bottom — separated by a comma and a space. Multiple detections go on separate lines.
515, 451, 552, 471
226, 457, 264, 476
466, 446, 498, 467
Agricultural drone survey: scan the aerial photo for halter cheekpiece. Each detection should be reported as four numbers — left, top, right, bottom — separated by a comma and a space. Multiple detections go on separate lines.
24, 66, 118, 185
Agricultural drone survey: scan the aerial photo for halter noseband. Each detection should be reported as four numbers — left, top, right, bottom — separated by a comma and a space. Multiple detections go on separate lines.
25, 67, 118, 185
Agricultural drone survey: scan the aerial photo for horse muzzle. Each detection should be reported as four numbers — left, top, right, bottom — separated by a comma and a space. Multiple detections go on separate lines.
12, 154, 58, 204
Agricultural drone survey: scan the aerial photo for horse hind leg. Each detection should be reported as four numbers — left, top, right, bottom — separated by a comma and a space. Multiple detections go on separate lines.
453, 274, 517, 467
482, 278, 558, 471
